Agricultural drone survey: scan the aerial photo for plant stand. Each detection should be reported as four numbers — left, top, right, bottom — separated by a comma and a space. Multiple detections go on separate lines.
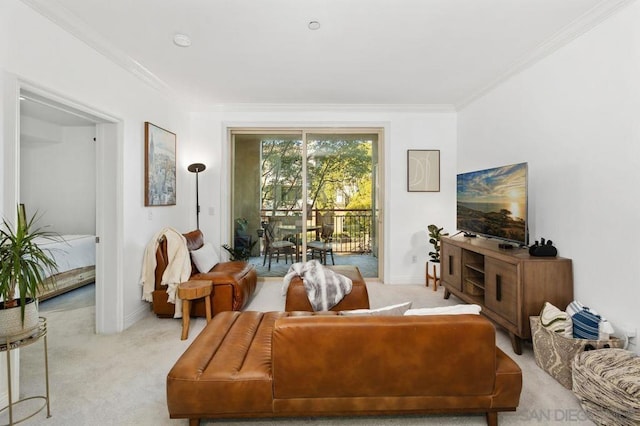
0, 317, 50, 425
426, 261, 440, 291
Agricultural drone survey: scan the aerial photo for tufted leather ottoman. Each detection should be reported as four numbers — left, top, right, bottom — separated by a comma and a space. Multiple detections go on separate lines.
284, 265, 369, 311
572, 348, 640, 426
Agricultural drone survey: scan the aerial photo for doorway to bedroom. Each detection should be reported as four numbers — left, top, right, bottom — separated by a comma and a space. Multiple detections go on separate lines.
19, 91, 97, 306
18, 90, 111, 324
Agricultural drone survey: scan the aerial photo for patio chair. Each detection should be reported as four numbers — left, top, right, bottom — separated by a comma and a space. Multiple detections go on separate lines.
262, 222, 296, 270
308, 224, 335, 265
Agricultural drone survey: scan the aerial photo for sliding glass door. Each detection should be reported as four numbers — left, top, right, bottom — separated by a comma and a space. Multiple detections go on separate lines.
230, 128, 382, 279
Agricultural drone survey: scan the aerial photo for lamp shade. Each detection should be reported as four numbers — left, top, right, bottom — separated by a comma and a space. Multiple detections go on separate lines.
188, 163, 206, 173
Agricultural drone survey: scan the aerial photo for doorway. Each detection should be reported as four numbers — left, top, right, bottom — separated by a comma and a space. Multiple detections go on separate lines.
230, 128, 383, 280
9, 83, 121, 334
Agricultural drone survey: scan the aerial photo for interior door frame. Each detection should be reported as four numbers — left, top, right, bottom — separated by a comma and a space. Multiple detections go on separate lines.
3, 72, 123, 334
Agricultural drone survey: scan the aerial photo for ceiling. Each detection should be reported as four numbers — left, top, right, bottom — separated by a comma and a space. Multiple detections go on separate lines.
23, 0, 628, 109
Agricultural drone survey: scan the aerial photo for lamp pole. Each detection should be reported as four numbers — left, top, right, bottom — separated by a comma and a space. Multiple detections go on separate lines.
187, 163, 206, 229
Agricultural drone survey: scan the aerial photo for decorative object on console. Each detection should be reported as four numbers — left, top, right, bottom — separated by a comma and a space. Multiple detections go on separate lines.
145, 122, 177, 207
529, 238, 558, 257
187, 162, 206, 229
407, 149, 440, 192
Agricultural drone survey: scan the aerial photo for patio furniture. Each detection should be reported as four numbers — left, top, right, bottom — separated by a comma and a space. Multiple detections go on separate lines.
308, 224, 335, 265
263, 222, 296, 270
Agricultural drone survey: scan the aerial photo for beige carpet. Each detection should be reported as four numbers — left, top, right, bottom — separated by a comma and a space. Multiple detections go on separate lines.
6, 282, 592, 425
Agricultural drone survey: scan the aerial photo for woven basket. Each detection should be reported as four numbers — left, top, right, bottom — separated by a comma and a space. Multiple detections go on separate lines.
0, 298, 39, 342
530, 316, 625, 389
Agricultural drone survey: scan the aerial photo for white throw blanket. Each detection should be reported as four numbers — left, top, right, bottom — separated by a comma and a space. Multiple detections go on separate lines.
282, 260, 352, 311
139, 227, 192, 317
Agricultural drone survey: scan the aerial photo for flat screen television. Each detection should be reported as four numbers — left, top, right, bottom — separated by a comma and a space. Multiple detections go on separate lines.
456, 162, 528, 246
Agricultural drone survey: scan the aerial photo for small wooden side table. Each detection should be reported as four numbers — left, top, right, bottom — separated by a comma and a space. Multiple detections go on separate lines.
177, 280, 213, 340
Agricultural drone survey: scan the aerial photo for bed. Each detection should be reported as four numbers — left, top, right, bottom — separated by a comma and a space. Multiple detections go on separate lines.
34, 234, 96, 301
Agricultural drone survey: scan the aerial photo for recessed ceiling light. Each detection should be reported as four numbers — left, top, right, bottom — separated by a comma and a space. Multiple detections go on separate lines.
173, 33, 192, 47
308, 21, 321, 30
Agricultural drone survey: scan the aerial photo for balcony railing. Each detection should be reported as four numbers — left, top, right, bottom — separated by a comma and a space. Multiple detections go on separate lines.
260, 209, 374, 254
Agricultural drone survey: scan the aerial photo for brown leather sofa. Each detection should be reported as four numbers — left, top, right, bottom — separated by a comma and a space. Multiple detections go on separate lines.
167, 311, 522, 426
151, 230, 257, 317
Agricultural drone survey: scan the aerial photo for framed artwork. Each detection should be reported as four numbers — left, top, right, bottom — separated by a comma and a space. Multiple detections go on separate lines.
144, 122, 177, 206
407, 149, 440, 192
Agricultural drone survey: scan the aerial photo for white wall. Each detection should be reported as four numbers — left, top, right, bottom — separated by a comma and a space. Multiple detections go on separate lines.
20, 116, 96, 234
0, 0, 192, 330
189, 109, 458, 285
458, 3, 640, 349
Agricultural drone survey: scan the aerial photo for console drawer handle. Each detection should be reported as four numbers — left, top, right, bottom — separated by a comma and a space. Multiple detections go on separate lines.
448, 256, 453, 275
496, 275, 502, 301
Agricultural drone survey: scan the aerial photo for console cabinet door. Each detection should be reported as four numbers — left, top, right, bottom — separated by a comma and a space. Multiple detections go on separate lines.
441, 243, 462, 291
484, 258, 518, 325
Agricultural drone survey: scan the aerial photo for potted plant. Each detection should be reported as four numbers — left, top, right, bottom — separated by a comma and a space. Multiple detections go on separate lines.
427, 224, 448, 263
222, 241, 257, 261
0, 206, 58, 340
426, 224, 448, 289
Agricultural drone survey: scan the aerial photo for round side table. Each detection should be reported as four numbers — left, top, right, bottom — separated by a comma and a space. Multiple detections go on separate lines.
177, 280, 213, 340
0, 317, 50, 425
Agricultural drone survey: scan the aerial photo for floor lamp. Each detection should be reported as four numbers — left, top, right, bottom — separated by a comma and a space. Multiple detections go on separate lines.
187, 163, 206, 229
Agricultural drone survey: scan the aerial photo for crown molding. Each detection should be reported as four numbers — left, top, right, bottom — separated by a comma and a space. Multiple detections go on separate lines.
198, 103, 457, 114
20, 0, 175, 98
456, 0, 635, 110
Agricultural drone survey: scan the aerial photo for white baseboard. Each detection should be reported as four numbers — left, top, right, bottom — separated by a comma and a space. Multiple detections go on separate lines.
124, 303, 150, 330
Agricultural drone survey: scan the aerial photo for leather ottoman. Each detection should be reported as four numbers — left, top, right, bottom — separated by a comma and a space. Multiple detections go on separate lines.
284, 265, 369, 311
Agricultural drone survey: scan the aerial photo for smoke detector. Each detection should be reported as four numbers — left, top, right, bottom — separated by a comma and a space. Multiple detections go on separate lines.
173, 34, 192, 47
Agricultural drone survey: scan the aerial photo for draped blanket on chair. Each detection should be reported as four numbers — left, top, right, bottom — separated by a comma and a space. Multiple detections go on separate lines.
282, 260, 352, 311
140, 227, 191, 317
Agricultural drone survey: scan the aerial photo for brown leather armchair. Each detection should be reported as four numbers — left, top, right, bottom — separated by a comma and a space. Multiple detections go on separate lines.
151, 230, 257, 317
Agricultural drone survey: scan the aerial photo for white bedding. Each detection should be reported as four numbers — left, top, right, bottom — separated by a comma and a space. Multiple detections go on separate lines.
33, 234, 96, 277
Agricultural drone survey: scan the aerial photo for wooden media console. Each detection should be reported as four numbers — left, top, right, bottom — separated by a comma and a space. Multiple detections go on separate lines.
440, 235, 573, 354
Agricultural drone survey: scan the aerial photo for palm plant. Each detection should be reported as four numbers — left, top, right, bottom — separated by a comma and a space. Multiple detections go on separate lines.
0, 206, 59, 323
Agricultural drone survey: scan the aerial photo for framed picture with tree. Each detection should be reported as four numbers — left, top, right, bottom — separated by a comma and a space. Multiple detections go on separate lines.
144, 122, 177, 206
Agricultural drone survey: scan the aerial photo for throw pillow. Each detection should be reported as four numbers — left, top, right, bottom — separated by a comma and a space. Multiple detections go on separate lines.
404, 304, 481, 316
190, 242, 218, 273
566, 300, 585, 318
540, 301, 573, 338
340, 301, 412, 317
572, 307, 601, 340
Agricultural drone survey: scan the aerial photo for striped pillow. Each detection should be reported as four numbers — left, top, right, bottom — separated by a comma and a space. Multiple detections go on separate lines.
572, 307, 601, 340
540, 302, 573, 338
